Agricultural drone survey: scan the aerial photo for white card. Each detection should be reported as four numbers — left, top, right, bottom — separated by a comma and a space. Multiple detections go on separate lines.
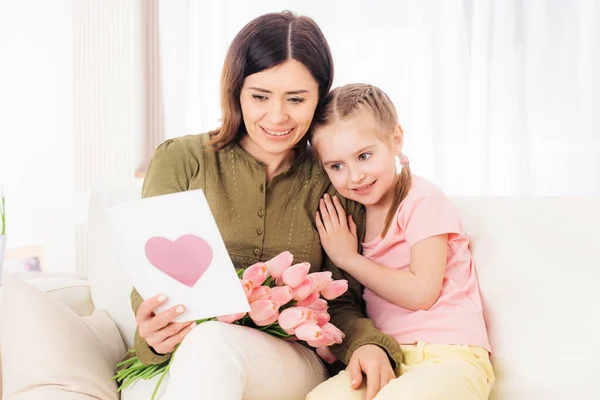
108, 189, 250, 322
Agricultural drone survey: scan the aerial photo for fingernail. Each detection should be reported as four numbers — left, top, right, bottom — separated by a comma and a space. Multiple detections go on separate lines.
176, 306, 184, 313
157, 295, 166, 302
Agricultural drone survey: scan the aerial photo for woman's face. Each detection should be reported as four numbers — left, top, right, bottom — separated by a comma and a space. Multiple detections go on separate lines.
239, 60, 319, 160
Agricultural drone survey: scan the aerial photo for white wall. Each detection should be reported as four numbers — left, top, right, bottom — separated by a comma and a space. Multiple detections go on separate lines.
0, 0, 76, 272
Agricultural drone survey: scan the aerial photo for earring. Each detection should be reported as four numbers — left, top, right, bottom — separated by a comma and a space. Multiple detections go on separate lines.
395, 155, 403, 175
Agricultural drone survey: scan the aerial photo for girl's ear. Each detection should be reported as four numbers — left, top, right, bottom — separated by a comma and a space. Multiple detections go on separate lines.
392, 124, 404, 153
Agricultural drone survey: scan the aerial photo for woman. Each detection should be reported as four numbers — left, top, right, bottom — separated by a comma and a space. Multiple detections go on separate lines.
127, 11, 402, 400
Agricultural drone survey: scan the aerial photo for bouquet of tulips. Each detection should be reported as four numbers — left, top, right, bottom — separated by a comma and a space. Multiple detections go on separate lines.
113, 251, 348, 398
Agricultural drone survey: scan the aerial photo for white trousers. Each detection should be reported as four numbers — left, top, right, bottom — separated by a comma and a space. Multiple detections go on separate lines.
123, 321, 328, 400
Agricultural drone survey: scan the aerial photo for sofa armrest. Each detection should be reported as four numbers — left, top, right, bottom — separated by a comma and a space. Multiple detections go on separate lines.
0, 273, 94, 317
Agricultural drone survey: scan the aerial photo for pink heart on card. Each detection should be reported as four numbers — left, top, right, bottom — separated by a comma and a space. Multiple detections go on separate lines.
144, 234, 213, 287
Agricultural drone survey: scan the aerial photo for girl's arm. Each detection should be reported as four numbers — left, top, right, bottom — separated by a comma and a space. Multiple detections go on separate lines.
316, 194, 447, 311
319, 189, 403, 376
339, 235, 447, 311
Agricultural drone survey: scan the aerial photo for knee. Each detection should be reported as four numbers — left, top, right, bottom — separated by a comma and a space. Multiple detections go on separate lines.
306, 371, 365, 400
176, 321, 233, 356
372, 386, 396, 400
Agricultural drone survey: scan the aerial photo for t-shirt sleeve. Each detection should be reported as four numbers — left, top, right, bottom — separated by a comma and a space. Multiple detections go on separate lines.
397, 190, 462, 247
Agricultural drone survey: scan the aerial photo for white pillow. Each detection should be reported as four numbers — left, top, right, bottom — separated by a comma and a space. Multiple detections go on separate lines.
0, 275, 126, 399
87, 185, 141, 348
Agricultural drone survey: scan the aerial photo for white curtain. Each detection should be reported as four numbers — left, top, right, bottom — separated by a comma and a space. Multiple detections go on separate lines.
157, 0, 599, 196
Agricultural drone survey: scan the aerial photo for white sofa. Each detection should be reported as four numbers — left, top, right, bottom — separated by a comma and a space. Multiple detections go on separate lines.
1, 195, 599, 399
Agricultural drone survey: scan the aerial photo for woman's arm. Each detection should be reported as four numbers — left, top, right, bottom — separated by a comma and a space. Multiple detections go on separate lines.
322, 258, 403, 369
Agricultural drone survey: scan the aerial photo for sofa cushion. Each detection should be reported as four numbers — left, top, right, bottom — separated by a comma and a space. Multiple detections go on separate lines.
450, 196, 600, 399
0, 275, 95, 317
0, 275, 126, 399
0, 275, 95, 399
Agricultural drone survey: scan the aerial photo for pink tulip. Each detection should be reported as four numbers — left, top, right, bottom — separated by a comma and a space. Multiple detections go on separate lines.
294, 321, 323, 342
282, 326, 296, 336
321, 323, 345, 344
316, 346, 337, 364
252, 311, 280, 327
307, 330, 336, 347
316, 312, 330, 326
278, 306, 313, 331
265, 251, 293, 279
292, 278, 315, 301
248, 286, 271, 303
216, 312, 246, 324
248, 300, 279, 323
240, 279, 254, 298
305, 298, 328, 313
320, 280, 348, 300
307, 271, 333, 293
269, 286, 295, 306
243, 263, 269, 287
282, 262, 311, 288
295, 292, 319, 307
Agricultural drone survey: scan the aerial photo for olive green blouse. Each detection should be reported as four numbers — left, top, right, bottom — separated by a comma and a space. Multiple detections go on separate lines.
130, 133, 403, 373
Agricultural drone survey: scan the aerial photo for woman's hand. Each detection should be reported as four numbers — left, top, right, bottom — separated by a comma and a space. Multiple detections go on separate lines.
316, 194, 360, 269
136, 294, 197, 355
347, 344, 396, 400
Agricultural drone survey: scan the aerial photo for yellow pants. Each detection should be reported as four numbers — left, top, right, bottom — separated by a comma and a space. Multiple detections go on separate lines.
306, 342, 495, 400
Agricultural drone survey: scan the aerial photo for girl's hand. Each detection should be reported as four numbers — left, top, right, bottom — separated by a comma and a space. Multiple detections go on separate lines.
316, 194, 359, 269
136, 294, 197, 355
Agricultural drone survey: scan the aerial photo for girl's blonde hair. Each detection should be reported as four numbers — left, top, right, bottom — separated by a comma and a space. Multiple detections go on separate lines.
312, 83, 412, 237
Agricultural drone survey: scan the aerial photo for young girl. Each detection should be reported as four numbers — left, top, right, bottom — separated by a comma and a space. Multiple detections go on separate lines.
306, 84, 495, 400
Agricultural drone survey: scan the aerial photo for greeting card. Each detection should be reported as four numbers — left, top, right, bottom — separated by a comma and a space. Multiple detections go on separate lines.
108, 189, 250, 322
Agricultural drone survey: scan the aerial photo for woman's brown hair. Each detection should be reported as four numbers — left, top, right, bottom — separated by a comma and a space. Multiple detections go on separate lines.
312, 84, 412, 237
206, 11, 334, 151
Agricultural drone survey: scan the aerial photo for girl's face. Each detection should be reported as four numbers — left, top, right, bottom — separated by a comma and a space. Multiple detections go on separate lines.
313, 110, 402, 209
239, 60, 319, 160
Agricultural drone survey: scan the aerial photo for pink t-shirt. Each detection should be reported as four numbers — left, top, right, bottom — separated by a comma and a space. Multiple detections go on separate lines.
362, 175, 491, 352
